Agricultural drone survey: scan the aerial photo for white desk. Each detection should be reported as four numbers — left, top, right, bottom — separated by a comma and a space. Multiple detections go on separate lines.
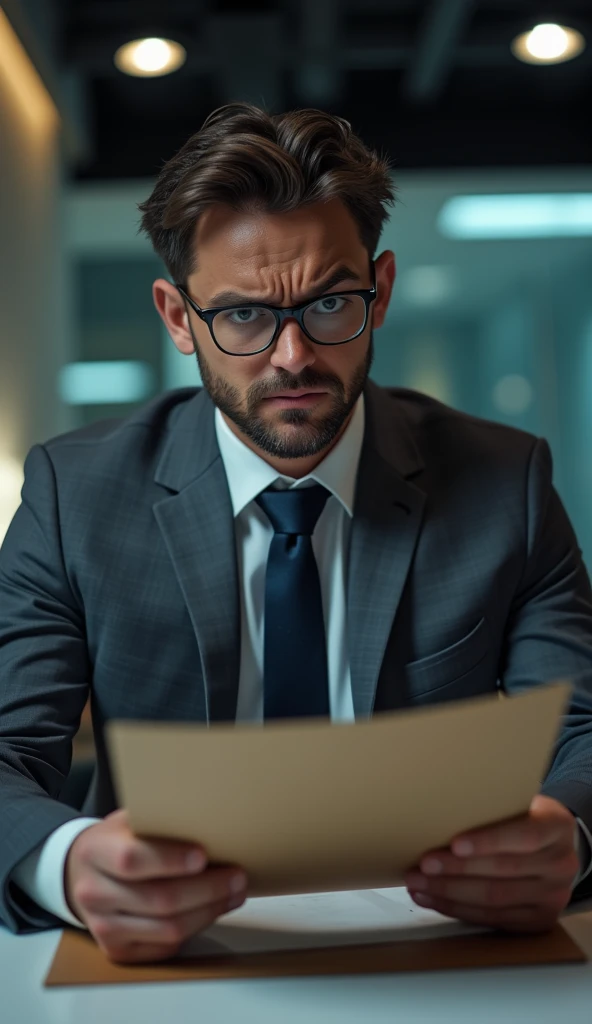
4, 906, 592, 1024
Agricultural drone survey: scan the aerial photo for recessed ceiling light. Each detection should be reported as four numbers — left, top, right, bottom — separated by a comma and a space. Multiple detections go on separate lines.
114, 37, 186, 78
511, 23, 585, 65
437, 194, 592, 239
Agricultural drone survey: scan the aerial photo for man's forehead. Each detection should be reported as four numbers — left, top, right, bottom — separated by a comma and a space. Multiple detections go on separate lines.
193, 199, 364, 259
190, 201, 366, 300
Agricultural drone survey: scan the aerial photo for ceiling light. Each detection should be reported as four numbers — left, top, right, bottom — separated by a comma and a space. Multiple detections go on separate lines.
58, 362, 155, 404
114, 37, 186, 78
511, 23, 585, 65
437, 194, 592, 239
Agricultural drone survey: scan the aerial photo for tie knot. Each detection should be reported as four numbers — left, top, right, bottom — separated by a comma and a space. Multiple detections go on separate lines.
256, 484, 330, 537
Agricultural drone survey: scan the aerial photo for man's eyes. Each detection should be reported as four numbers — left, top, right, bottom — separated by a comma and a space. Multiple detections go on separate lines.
226, 295, 349, 316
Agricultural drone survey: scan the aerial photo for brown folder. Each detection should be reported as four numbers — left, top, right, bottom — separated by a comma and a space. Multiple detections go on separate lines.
44, 924, 586, 987
47, 682, 586, 987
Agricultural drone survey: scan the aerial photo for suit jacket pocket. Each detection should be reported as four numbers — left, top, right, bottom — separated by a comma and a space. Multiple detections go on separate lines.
404, 617, 490, 700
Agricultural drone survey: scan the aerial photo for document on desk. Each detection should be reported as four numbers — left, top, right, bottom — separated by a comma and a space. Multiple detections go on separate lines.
182, 887, 485, 958
45, 884, 586, 987
107, 681, 571, 897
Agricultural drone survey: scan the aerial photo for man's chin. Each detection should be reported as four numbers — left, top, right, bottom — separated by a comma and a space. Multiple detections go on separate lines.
268, 408, 323, 428
263, 403, 343, 438
232, 411, 323, 458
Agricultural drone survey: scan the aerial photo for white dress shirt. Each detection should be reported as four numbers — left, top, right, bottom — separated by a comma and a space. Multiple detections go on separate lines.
225, 397, 363, 724
12, 392, 592, 925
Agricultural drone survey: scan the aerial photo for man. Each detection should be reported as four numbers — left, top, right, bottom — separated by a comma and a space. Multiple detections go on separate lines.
1, 102, 592, 966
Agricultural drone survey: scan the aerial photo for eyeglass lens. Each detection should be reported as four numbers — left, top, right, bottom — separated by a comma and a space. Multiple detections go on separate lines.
212, 294, 367, 353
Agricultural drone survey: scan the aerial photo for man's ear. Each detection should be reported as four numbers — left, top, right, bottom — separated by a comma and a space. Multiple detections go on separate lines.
153, 279, 195, 355
372, 250, 396, 329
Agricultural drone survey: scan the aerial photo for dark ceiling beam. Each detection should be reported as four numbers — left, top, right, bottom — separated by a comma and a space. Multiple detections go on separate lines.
205, 14, 283, 111
64, 19, 414, 74
295, 0, 342, 105
71, 0, 207, 24
343, 43, 525, 69
343, 0, 419, 8
342, 45, 409, 70
66, 39, 524, 77
402, 0, 475, 103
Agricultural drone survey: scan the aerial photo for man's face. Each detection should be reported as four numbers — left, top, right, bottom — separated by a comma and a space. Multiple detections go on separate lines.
155, 199, 395, 468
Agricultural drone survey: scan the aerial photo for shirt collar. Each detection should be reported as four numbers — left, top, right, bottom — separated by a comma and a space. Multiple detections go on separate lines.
215, 394, 365, 519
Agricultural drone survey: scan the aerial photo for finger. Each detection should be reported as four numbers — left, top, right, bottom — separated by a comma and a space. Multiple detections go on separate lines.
408, 891, 562, 933
91, 895, 243, 963
92, 831, 208, 882
105, 942, 182, 965
405, 873, 572, 911
79, 866, 248, 918
449, 813, 573, 859
417, 846, 580, 882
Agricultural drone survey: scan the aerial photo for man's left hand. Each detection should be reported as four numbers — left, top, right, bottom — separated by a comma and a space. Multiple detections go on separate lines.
405, 795, 581, 932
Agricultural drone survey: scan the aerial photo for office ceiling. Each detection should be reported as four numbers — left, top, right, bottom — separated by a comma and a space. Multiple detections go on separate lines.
50, 0, 592, 179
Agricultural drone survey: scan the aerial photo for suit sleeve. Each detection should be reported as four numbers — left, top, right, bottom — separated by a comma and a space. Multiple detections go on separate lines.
0, 445, 91, 932
501, 438, 592, 900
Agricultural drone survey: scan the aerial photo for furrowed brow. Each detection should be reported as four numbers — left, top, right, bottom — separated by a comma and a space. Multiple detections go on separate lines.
206, 264, 361, 309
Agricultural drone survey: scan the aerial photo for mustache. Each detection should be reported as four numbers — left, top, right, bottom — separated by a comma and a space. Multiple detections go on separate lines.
247, 370, 344, 404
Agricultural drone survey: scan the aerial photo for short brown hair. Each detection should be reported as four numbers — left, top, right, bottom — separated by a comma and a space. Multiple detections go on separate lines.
139, 102, 395, 286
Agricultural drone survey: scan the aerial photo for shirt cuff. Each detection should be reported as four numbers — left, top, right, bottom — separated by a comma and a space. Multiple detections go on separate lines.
11, 818, 101, 928
572, 817, 592, 890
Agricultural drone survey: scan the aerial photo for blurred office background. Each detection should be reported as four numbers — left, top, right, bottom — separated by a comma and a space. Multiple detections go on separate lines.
1, 0, 592, 568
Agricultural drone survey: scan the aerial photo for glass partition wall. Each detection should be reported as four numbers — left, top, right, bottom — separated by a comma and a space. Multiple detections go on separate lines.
62, 172, 592, 566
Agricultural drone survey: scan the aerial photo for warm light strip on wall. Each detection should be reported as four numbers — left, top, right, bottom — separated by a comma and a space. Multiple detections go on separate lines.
57, 361, 156, 405
0, 7, 59, 134
438, 194, 592, 239
0, 453, 24, 545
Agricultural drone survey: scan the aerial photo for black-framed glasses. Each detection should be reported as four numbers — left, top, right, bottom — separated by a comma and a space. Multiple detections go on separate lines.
176, 264, 376, 357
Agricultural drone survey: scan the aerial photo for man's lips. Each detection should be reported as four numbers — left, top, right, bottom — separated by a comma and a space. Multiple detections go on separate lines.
264, 389, 328, 400
262, 389, 329, 409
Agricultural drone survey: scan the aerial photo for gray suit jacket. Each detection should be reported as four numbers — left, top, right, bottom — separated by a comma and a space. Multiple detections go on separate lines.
2, 380, 592, 932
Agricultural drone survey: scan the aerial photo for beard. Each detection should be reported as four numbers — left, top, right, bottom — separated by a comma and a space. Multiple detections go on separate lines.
191, 331, 374, 461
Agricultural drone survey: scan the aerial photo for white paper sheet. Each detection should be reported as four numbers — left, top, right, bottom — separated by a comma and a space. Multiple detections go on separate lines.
181, 887, 486, 957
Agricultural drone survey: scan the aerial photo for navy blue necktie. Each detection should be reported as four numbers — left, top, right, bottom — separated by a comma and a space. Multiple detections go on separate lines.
256, 485, 331, 719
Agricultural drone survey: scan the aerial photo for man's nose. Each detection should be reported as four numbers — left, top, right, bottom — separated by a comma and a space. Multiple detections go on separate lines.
269, 319, 316, 374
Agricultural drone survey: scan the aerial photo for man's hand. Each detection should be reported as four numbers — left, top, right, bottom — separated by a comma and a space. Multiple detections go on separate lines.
65, 809, 247, 963
405, 795, 581, 932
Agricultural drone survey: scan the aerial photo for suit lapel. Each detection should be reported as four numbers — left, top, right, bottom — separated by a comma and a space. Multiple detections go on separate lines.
151, 383, 425, 723
348, 383, 426, 718
153, 391, 240, 723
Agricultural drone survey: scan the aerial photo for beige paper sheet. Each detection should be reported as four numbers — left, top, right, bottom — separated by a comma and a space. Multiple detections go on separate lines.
106, 681, 571, 896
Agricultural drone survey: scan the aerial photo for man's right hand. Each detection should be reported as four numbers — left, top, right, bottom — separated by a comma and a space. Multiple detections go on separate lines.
64, 808, 247, 963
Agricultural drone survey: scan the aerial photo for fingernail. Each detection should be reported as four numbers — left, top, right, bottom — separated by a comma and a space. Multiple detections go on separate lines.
186, 850, 205, 871
453, 839, 473, 856
230, 871, 247, 894
422, 858, 442, 875
406, 873, 428, 891
412, 892, 433, 907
